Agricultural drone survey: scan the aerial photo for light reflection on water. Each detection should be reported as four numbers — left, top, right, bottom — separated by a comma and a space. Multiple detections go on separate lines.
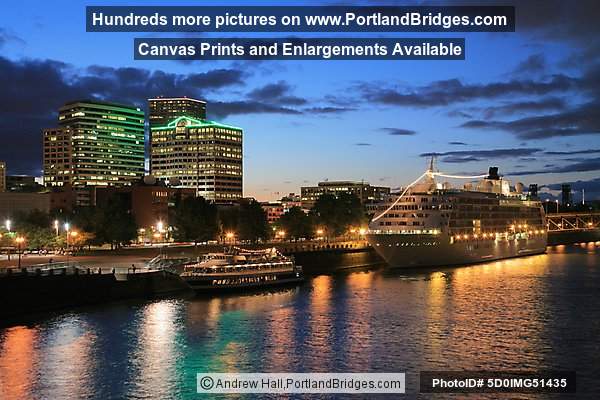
0, 245, 599, 399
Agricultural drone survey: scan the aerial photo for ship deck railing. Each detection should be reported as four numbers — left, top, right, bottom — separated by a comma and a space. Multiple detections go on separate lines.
183, 262, 295, 276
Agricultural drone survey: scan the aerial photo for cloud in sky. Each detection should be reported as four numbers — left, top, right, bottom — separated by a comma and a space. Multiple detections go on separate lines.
460, 99, 600, 139
379, 127, 417, 136
210, 100, 302, 119
420, 148, 542, 164
356, 75, 577, 108
544, 149, 600, 155
0, 28, 25, 48
478, 97, 566, 119
302, 106, 355, 114
508, 157, 600, 176
511, 54, 546, 75
247, 80, 307, 106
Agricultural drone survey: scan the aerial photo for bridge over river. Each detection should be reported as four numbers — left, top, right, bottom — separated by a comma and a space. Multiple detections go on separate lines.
546, 211, 600, 245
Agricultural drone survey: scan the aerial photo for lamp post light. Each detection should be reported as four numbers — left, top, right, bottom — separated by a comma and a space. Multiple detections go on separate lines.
555, 199, 559, 213
15, 236, 25, 268
316, 228, 325, 241
54, 220, 59, 236
1, 232, 8, 262
277, 230, 286, 241
5, 219, 13, 261
225, 232, 235, 245
70, 231, 78, 257
64, 224, 76, 264
156, 220, 168, 244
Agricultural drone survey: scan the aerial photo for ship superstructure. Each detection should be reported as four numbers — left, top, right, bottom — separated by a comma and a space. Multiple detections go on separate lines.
366, 162, 547, 268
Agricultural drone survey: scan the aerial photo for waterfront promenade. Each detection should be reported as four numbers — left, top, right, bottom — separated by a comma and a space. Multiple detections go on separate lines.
0, 239, 371, 269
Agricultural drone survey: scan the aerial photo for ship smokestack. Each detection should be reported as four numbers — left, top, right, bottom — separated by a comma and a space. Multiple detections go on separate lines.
487, 167, 500, 180
528, 184, 539, 199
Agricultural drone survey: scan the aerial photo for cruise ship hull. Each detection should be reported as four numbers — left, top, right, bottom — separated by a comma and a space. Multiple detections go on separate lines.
366, 233, 547, 268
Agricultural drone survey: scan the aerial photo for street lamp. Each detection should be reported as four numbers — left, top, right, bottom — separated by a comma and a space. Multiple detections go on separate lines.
5, 219, 11, 232
555, 199, 559, 213
156, 220, 168, 243
277, 230, 286, 241
54, 220, 59, 236
15, 236, 25, 268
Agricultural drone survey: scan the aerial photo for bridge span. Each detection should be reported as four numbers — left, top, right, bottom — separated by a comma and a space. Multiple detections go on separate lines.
546, 212, 600, 232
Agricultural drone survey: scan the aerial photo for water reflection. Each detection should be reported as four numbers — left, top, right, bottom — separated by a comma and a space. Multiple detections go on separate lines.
37, 316, 96, 399
0, 326, 39, 399
0, 245, 599, 398
343, 271, 373, 368
263, 298, 296, 371
128, 301, 184, 399
306, 275, 333, 371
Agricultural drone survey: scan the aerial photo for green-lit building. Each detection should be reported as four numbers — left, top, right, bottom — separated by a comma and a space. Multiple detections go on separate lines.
43, 100, 145, 204
150, 116, 243, 203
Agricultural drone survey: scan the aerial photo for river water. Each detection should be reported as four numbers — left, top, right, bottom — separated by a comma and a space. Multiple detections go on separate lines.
0, 244, 599, 399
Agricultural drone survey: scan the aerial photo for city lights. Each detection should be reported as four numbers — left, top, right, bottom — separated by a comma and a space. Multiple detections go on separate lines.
15, 236, 25, 268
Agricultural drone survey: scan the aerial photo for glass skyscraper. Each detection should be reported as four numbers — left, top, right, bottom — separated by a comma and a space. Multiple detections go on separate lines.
44, 100, 145, 202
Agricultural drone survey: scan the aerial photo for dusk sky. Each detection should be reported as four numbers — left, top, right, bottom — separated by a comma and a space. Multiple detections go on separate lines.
1, 0, 599, 201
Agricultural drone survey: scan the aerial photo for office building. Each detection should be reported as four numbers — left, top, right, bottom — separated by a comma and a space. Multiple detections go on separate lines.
280, 193, 303, 212
43, 127, 71, 187
301, 181, 390, 210
148, 97, 206, 127
151, 116, 243, 203
96, 181, 196, 231
261, 202, 285, 224
6, 175, 44, 192
43, 100, 145, 204
561, 184, 572, 207
0, 192, 51, 218
148, 97, 207, 173
0, 161, 5, 192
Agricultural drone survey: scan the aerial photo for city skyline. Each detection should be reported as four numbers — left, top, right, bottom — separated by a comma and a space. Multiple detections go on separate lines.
0, 0, 599, 201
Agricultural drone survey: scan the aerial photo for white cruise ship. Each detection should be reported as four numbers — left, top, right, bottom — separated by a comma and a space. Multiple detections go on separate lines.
366, 161, 547, 268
